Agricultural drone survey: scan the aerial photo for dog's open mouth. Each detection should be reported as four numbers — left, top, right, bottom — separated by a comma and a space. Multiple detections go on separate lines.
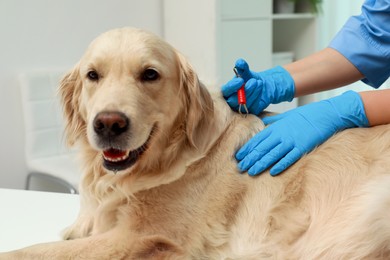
102, 127, 155, 172
102, 146, 146, 172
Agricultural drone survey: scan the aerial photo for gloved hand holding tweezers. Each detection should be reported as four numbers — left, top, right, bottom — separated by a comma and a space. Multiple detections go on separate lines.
222, 58, 296, 115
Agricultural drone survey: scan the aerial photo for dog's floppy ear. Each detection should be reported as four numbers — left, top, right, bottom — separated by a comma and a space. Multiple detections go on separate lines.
58, 64, 85, 146
176, 52, 214, 147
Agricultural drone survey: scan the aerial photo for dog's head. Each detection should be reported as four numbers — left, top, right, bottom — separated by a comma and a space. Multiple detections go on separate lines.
59, 27, 213, 174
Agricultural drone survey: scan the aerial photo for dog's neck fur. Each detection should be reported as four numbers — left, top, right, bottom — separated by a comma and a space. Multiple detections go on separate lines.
191, 92, 234, 152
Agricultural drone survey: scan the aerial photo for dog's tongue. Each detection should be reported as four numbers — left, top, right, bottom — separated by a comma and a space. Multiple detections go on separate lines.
103, 148, 128, 160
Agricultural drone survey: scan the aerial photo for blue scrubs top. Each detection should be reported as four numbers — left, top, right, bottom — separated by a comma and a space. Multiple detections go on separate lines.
329, 0, 390, 88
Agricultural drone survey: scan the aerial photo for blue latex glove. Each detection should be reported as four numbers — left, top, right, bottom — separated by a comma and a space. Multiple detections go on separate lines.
237, 91, 369, 176
221, 58, 295, 114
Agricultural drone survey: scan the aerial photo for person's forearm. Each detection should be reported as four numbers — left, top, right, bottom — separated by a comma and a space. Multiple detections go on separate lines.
360, 89, 390, 126
283, 48, 364, 97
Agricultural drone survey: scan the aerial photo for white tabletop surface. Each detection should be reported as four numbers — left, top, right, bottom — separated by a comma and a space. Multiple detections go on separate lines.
0, 188, 79, 252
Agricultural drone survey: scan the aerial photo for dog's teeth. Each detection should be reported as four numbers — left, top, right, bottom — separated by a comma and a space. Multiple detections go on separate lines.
104, 154, 128, 162
106, 154, 129, 162
103, 149, 129, 162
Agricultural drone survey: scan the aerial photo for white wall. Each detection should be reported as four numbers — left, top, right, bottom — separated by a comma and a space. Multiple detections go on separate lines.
0, 0, 162, 189
163, 0, 218, 89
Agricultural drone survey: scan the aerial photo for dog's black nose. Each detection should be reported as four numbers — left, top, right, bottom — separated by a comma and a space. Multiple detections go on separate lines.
93, 111, 129, 137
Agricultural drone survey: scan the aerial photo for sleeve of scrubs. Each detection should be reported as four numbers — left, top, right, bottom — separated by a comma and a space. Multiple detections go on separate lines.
329, 0, 390, 88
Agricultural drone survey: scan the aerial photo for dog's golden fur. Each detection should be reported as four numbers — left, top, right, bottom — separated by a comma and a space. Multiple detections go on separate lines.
2, 27, 390, 259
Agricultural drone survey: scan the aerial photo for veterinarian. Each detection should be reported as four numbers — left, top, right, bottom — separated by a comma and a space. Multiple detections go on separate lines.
222, 0, 390, 176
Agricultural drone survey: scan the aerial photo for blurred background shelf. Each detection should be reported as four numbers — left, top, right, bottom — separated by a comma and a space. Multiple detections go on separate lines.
164, 0, 320, 112
272, 13, 316, 19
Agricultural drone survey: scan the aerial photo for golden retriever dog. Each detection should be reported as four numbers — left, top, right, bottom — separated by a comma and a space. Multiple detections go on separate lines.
2, 27, 390, 259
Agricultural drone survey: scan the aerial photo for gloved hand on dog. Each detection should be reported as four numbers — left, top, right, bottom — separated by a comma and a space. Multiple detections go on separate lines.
236, 90, 369, 176
221, 58, 295, 115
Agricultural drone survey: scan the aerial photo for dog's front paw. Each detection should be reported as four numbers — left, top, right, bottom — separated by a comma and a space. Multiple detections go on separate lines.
62, 215, 94, 240
0, 250, 24, 260
132, 235, 186, 259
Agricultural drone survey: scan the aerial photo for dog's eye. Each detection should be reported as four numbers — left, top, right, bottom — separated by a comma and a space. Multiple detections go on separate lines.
87, 70, 99, 81
141, 69, 159, 82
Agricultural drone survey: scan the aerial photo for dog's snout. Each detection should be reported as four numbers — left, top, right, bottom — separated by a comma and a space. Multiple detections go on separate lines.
93, 111, 129, 137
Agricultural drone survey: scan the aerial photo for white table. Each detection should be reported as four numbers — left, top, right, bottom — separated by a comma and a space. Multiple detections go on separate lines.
0, 188, 79, 252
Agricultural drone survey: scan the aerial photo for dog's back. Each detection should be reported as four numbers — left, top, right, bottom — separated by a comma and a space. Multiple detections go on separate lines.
220, 110, 390, 259
135, 96, 390, 258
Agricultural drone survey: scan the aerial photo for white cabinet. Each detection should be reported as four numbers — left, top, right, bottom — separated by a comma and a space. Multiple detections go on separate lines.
163, 0, 319, 112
